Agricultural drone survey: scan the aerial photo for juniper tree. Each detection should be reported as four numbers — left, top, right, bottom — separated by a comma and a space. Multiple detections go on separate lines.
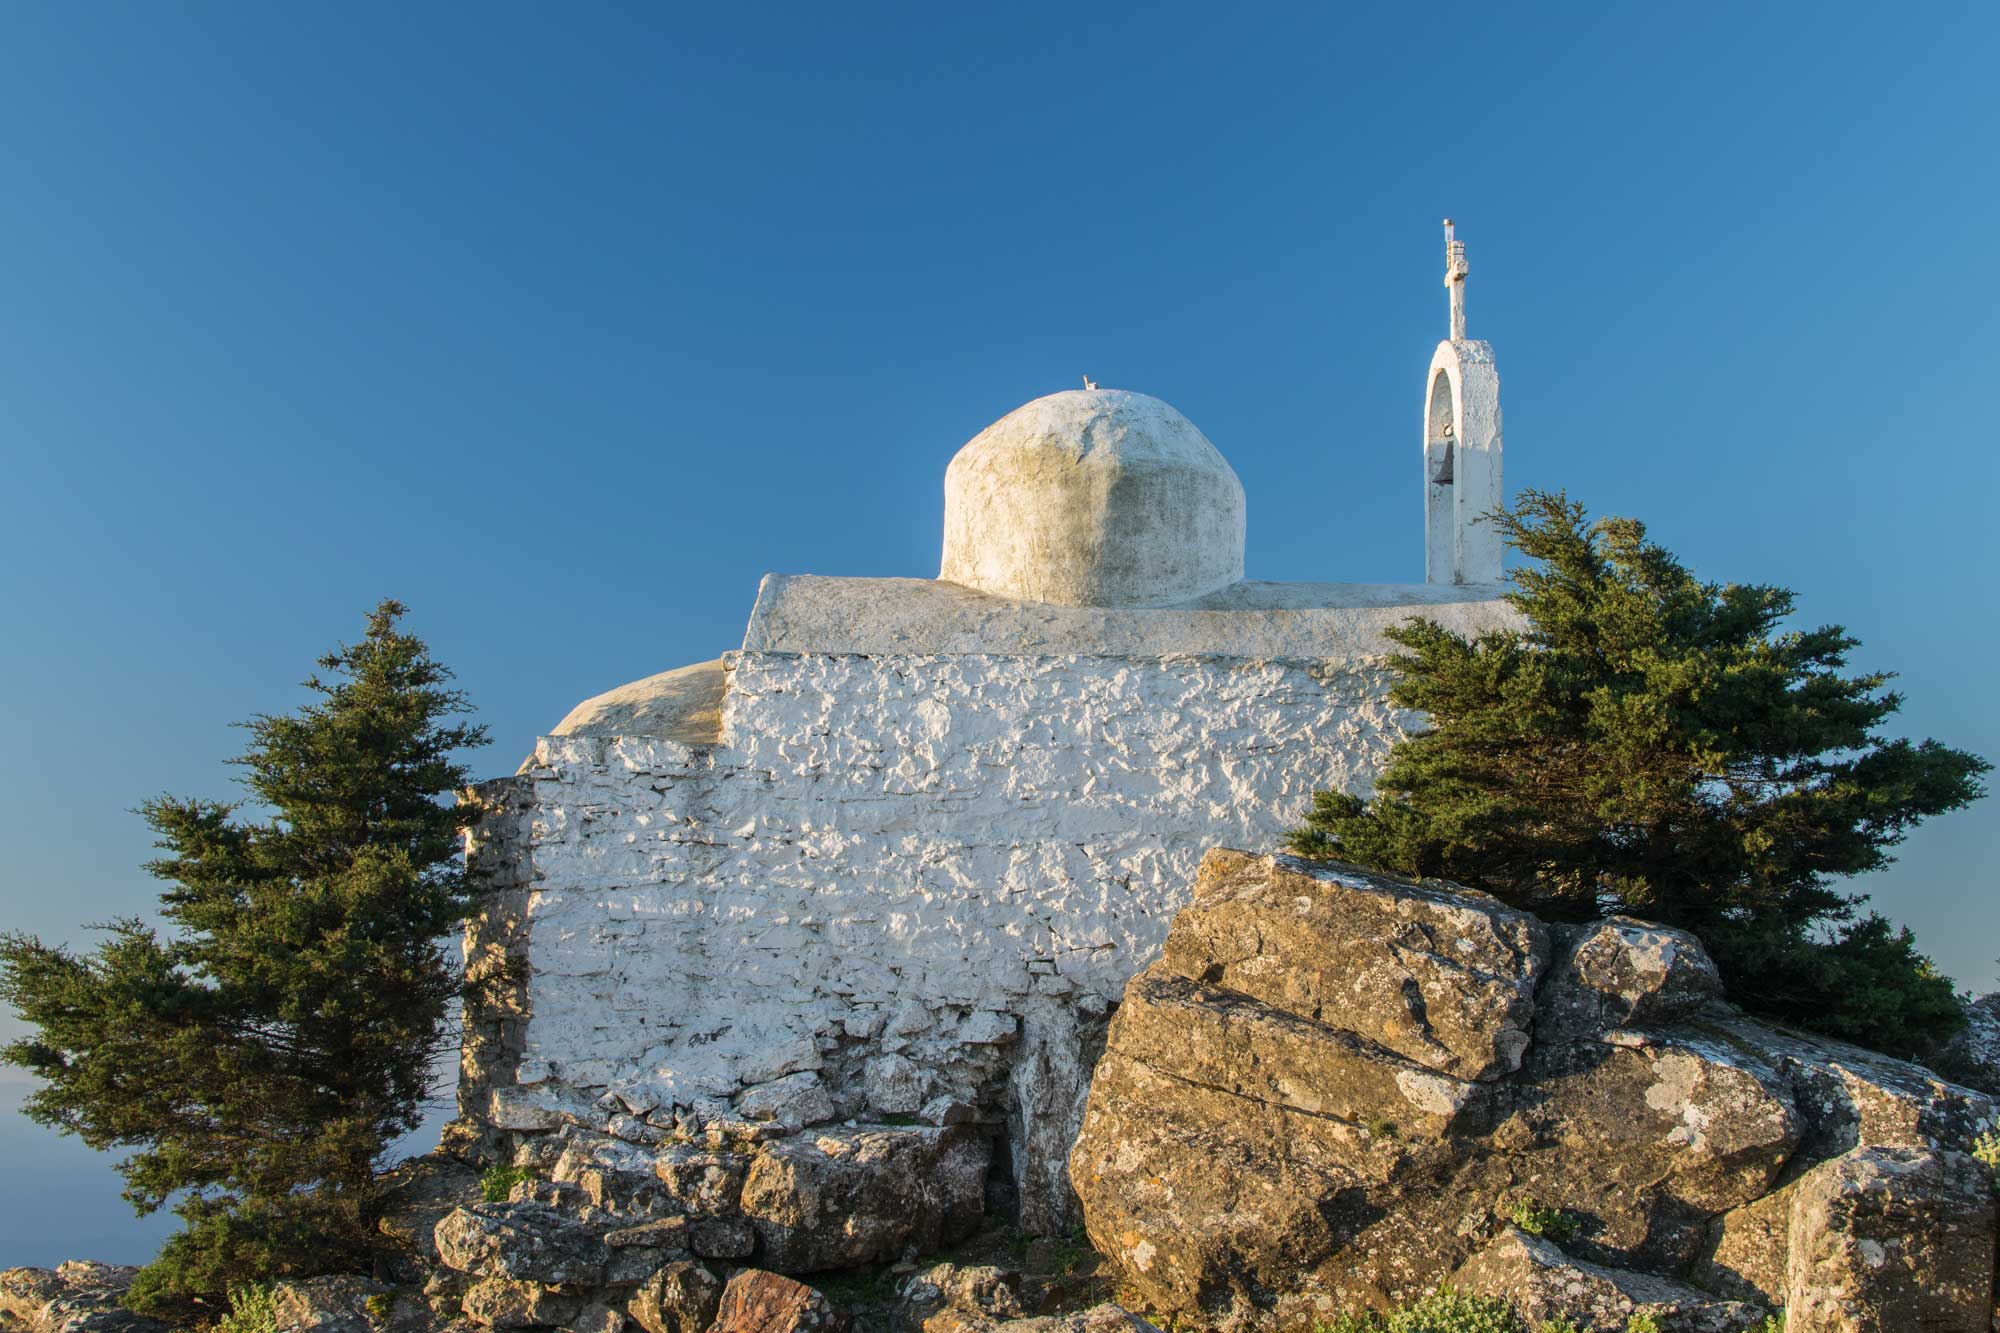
1289, 491, 1987, 1055
0, 601, 487, 1314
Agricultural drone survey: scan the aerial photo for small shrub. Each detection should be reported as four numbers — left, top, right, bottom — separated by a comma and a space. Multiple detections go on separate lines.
1749, 1315, 1785, 1333
1972, 1129, 2000, 1182
1537, 1320, 1584, 1333
1383, 1287, 1521, 1332
1312, 1286, 1528, 1332
1625, 1314, 1663, 1333
216, 1284, 278, 1333
479, 1163, 534, 1203
1363, 1115, 1400, 1141
363, 1293, 394, 1323
1501, 1199, 1578, 1244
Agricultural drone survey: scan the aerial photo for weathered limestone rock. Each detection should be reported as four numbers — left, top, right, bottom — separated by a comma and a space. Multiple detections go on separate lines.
1451, 1230, 1764, 1332
1106, 968, 1491, 1138
737, 1126, 989, 1270
897, 1264, 1024, 1328
626, 1262, 721, 1333
1071, 848, 1999, 1331
377, 1153, 484, 1280
1937, 992, 2000, 1096
268, 1276, 392, 1333
709, 1270, 848, 1333
1782, 1147, 1996, 1332
0, 1265, 163, 1333
1161, 851, 1548, 1079
566, 1303, 626, 1333
1538, 917, 1723, 1041
735, 1073, 836, 1131
461, 1278, 581, 1328
435, 1202, 612, 1286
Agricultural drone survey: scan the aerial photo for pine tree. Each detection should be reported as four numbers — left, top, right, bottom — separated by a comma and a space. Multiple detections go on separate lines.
1290, 491, 1988, 1055
0, 601, 487, 1314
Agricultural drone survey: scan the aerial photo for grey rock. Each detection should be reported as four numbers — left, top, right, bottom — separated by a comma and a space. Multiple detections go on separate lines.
562, 1303, 624, 1333
735, 1072, 836, 1131
626, 1262, 721, 1333
377, 1154, 485, 1280
1160, 850, 1548, 1080
269, 1276, 392, 1333
0, 1264, 163, 1333
739, 1126, 989, 1271
1782, 1146, 1997, 1332
863, 1055, 925, 1115
460, 1279, 580, 1329
1071, 847, 2000, 1331
1451, 1229, 1767, 1331
435, 1202, 611, 1286
1540, 917, 1724, 1040
687, 1218, 755, 1260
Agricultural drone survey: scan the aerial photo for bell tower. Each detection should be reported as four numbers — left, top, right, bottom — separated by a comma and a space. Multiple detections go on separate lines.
1424, 220, 1504, 585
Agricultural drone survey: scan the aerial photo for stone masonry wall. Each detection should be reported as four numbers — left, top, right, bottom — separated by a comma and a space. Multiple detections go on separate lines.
464, 648, 1417, 1228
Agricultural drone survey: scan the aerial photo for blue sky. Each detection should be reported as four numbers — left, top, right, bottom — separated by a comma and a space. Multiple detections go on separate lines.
2, 2, 1996, 1264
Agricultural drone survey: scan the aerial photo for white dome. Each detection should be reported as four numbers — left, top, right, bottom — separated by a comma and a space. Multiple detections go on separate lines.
939, 389, 1246, 607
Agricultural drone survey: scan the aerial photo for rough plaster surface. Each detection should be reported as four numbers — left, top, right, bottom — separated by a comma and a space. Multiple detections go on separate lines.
470, 613, 1512, 1222
939, 389, 1245, 607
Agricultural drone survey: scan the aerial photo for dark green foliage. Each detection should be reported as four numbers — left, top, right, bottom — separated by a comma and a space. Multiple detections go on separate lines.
0, 602, 487, 1315
480, 1163, 534, 1203
1290, 492, 1987, 1054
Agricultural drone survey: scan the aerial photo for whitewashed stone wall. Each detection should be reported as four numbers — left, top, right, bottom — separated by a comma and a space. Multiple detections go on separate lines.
475, 646, 1420, 1226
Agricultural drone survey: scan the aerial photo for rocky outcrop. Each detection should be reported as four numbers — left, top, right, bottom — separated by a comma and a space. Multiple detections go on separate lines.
0, 1263, 165, 1333
1071, 849, 2000, 1332
422, 1112, 987, 1329
1937, 991, 2000, 1096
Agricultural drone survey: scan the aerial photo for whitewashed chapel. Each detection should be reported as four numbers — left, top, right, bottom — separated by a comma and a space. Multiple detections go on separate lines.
457, 227, 1517, 1229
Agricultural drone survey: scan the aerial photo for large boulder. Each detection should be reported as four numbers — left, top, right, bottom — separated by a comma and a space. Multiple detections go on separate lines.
1071, 849, 2000, 1332
435, 1201, 613, 1286
1782, 1146, 1996, 1331
1161, 849, 1549, 1080
737, 1125, 989, 1271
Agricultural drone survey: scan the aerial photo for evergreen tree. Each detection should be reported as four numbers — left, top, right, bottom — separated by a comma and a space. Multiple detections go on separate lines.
1289, 491, 1987, 1055
1, 601, 487, 1314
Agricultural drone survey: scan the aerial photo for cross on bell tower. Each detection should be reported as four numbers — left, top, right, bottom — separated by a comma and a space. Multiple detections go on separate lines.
1424, 219, 1502, 585
1444, 218, 1469, 341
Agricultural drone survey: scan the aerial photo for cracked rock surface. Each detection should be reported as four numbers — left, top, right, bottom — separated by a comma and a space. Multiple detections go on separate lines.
1071, 849, 2000, 1333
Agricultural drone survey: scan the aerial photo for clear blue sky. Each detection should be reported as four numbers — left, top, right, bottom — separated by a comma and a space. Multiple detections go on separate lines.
2, 2, 1995, 1264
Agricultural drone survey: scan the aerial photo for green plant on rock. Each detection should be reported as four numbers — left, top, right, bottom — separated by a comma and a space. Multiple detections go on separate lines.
1314, 1286, 1525, 1333
1624, 1313, 1663, 1333
363, 1292, 394, 1323
1289, 490, 1987, 1057
1536, 1320, 1584, 1333
1500, 1199, 1578, 1244
1972, 1129, 2000, 1183
479, 1163, 535, 1203
0, 602, 488, 1317
215, 1284, 278, 1333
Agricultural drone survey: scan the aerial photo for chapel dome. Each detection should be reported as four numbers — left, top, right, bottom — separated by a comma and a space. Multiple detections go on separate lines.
939, 388, 1246, 607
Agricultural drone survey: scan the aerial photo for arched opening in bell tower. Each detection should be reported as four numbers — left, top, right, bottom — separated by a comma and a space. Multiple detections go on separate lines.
1425, 367, 1458, 582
